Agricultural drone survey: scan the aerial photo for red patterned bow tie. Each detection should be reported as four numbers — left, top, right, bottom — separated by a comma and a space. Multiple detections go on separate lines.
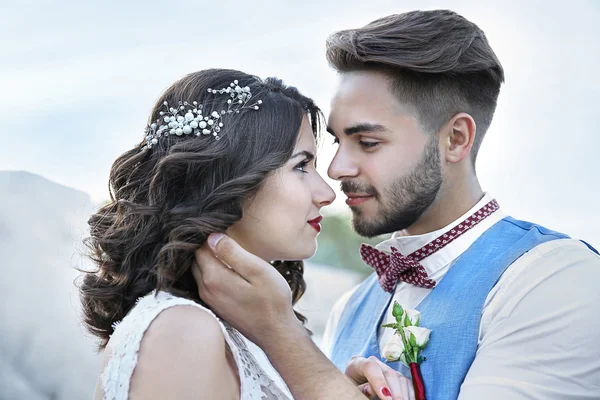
360, 199, 500, 293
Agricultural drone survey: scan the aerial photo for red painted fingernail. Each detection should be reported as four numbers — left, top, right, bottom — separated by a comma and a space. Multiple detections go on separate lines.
381, 387, 392, 397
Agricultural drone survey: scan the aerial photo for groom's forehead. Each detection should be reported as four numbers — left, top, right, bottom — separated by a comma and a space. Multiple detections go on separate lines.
328, 72, 407, 134
331, 71, 394, 101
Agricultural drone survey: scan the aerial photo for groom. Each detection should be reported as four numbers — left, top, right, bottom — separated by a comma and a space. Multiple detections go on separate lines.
194, 9, 600, 400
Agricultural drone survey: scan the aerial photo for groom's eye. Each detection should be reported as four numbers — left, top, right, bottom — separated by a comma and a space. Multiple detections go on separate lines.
359, 140, 380, 149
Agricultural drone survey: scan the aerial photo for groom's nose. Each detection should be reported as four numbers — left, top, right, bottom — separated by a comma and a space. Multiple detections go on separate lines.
328, 148, 359, 181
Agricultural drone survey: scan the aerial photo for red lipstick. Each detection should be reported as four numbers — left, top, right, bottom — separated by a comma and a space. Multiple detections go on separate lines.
307, 216, 323, 233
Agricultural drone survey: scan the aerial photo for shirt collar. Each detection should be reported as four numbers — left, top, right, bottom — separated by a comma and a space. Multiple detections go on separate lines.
376, 193, 506, 278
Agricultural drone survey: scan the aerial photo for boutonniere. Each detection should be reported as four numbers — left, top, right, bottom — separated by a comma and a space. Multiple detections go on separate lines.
381, 302, 430, 400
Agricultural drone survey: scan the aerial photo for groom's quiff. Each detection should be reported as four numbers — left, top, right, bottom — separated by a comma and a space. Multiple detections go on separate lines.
326, 9, 504, 163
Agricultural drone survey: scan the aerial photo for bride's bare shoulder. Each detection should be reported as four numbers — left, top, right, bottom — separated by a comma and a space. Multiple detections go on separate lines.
140, 304, 225, 345
128, 304, 239, 400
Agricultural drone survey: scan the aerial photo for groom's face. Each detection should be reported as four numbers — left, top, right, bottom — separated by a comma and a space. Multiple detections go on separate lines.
327, 71, 442, 237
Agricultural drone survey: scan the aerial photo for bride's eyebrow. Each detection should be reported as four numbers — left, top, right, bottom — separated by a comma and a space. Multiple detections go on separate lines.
290, 150, 315, 161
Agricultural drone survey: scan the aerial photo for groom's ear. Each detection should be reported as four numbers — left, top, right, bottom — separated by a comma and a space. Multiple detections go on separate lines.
442, 112, 477, 164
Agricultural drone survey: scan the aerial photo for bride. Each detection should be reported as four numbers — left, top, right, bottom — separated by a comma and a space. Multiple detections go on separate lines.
80, 68, 411, 399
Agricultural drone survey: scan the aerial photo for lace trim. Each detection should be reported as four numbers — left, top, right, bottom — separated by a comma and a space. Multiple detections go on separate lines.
224, 324, 293, 399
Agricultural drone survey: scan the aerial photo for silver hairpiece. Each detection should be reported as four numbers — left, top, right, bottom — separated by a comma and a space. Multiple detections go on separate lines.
141, 80, 262, 150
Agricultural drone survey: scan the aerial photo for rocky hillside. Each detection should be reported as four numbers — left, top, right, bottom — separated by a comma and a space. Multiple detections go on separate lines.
0, 171, 101, 399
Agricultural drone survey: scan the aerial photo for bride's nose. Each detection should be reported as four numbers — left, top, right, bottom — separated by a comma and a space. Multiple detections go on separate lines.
314, 175, 336, 208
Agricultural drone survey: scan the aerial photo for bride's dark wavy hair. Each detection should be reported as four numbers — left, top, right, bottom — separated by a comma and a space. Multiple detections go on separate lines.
79, 69, 322, 350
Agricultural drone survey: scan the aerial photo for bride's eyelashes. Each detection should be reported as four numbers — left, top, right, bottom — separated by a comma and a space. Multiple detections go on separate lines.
294, 159, 310, 174
290, 149, 315, 174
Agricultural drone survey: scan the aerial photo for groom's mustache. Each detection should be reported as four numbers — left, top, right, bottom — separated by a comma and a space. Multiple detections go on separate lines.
340, 181, 378, 198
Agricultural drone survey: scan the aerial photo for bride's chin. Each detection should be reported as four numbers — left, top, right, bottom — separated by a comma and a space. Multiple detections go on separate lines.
297, 241, 318, 261
276, 241, 318, 262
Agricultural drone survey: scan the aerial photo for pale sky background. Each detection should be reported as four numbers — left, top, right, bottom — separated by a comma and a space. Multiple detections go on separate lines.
1, 0, 599, 243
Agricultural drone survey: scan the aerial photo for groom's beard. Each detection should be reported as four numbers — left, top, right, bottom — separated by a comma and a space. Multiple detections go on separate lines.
346, 138, 442, 238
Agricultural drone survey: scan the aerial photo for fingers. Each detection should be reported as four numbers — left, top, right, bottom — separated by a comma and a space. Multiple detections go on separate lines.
346, 356, 392, 399
382, 368, 404, 399
191, 260, 202, 285
372, 358, 412, 400
345, 356, 368, 384
193, 244, 248, 301
346, 356, 415, 400
193, 262, 209, 301
206, 233, 268, 282
358, 383, 375, 399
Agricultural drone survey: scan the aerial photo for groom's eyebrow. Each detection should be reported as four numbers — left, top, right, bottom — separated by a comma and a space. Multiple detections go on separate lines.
327, 123, 388, 136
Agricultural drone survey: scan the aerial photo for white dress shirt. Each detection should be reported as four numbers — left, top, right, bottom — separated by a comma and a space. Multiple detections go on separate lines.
322, 194, 600, 399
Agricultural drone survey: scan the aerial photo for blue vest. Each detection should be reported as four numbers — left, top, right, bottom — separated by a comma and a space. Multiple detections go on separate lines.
330, 217, 598, 400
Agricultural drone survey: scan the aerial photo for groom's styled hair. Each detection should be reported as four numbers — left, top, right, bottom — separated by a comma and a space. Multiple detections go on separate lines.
326, 10, 504, 163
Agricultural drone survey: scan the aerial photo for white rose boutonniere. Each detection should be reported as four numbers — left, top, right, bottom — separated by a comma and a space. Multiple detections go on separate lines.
382, 334, 405, 361
381, 301, 431, 400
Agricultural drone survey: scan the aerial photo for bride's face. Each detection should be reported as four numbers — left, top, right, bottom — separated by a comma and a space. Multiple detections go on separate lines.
227, 117, 336, 261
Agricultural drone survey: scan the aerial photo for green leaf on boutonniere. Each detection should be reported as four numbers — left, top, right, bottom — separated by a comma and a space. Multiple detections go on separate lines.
381, 323, 397, 329
399, 326, 410, 351
409, 332, 418, 348
417, 356, 424, 364
400, 353, 408, 366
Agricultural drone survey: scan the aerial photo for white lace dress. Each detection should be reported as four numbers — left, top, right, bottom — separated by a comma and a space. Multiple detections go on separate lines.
100, 290, 293, 400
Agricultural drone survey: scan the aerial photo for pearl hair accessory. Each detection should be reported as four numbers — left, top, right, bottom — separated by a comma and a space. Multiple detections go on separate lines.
141, 80, 263, 150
